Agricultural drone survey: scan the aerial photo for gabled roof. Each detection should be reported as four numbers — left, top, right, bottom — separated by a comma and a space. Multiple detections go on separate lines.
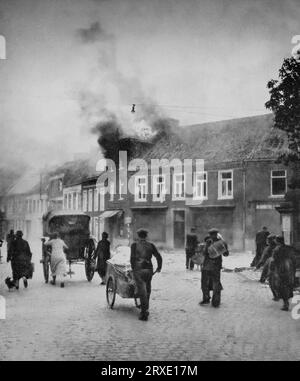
7, 171, 47, 196
140, 114, 287, 164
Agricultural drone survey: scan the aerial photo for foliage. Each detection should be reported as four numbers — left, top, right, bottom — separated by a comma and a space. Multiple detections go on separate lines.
265, 57, 300, 164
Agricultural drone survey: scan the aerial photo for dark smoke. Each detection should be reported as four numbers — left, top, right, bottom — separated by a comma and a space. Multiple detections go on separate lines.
77, 21, 112, 43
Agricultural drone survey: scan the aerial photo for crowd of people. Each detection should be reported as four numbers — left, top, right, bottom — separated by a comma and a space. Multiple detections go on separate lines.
252, 227, 297, 311
2, 224, 298, 320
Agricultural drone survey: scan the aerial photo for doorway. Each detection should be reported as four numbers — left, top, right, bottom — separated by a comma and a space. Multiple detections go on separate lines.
174, 210, 185, 248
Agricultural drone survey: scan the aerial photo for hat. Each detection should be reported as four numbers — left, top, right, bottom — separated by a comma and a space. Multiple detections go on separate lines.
16, 230, 23, 237
208, 228, 219, 234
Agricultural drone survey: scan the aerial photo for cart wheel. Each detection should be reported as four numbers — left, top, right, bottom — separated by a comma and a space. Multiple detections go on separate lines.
85, 258, 95, 282
43, 259, 50, 284
106, 276, 116, 309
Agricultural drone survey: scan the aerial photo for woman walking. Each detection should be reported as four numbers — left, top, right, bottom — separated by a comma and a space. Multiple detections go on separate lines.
7, 230, 32, 289
45, 232, 68, 288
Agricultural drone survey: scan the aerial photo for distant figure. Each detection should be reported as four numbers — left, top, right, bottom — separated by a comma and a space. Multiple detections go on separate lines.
130, 229, 162, 321
185, 227, 198, 270
251, 226, 270, 267
268, 236, 296, 311
6, 229, 15, 259
7, 230, 32, 289
200, 228, 229, 308
256, 234, 276, 283
45, 232, 68, 288
95, 232, 111, 285
0, 238, 3, 262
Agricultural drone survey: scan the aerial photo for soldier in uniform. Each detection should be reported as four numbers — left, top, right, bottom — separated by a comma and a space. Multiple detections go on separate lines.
200, 228, 229, 308
130, 229, 162, 321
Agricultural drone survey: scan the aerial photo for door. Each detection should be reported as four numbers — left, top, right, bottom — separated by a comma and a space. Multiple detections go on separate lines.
174, 210, 185, 248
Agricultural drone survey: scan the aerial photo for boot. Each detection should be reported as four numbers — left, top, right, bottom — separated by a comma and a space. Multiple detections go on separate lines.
50, 276, 56, 285
199, 299, 210, 305
23, 277, 28, 288
139, 311, 149, 321
60, 282, 64, 288
281, 302, 289, 311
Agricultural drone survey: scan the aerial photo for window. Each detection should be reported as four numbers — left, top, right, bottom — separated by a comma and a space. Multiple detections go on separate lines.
135, 176, 147, 201
194, 171, 207, 199
88, 189, 93, 211
73, 193, 77, 210
218, 170, 233, 199
271, 170, 287, 197
153, 174, 166, 202
94, 189, 99, 211
82, 190, 88, 212
173, 173, 185, 200
68, 193, 72, 210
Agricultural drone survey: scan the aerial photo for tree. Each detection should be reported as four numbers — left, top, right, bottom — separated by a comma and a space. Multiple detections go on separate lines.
265, 57, 300, 165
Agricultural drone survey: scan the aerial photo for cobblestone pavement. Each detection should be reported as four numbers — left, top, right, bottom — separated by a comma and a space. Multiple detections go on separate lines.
0, 246, 299, 361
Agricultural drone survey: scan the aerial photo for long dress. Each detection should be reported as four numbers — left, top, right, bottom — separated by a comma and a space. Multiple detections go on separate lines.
8, 238, 32, 281
45, 238, 68, 281
95, 239, 110, 279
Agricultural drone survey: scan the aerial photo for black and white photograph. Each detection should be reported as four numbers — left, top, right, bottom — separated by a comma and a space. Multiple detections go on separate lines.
0, 0, 300, 365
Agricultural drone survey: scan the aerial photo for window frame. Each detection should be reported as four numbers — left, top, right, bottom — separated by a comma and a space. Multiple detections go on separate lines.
193, 171, 208, 200
135, 175, 148, 202
218, 169, 233, 200
270, 169, 287, 197
153, 174, 167, 202
172, 172, 185, 200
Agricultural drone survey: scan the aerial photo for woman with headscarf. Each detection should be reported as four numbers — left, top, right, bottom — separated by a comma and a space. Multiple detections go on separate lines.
269, 236, 296, 311
45, 232, 68, 288
7, 230, 32, 289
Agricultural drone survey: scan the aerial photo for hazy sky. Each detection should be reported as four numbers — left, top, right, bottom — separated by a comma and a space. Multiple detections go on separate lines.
0, 0, 299, 168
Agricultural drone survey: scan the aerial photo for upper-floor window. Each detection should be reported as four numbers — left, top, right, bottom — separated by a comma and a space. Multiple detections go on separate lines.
218, 170, 233, 199
94, 189, 99, 211
88, 189, 93, 211
271, 170, 287, 197
68, 193, 72, 210
173, 173, 185, 200
73, 193, 77, 210
194, 171, 207, 199
82, 190, 88, 212
153, 174, 166, 202
135, 176, 147, 202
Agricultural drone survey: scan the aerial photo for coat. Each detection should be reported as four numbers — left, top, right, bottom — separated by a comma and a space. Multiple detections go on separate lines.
8, 237, 32, 280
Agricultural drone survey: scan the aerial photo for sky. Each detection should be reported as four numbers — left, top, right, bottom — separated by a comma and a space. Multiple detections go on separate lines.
0, 0, 299, 169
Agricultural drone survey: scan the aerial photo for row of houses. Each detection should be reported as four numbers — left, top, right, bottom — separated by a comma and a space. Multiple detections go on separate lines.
0, 114, 295, 251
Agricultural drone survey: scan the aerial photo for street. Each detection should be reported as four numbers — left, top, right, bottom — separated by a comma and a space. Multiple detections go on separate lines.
0, 246, 299, 361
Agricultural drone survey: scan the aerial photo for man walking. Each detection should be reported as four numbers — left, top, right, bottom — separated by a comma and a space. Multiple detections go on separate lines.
251, 226, 269, 267
130, 229, 162, 321
95, 232, 111, 285
200, 228, 229, 308
256, 234, 276, 283
185, 227, 198, 270
6, 229, 15, 260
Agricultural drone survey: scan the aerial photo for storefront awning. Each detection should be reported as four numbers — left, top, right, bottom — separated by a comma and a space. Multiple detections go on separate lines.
99, 210, 123, 219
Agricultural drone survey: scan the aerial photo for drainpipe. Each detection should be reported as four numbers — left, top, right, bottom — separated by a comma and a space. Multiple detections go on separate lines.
242, 160, 246, 251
